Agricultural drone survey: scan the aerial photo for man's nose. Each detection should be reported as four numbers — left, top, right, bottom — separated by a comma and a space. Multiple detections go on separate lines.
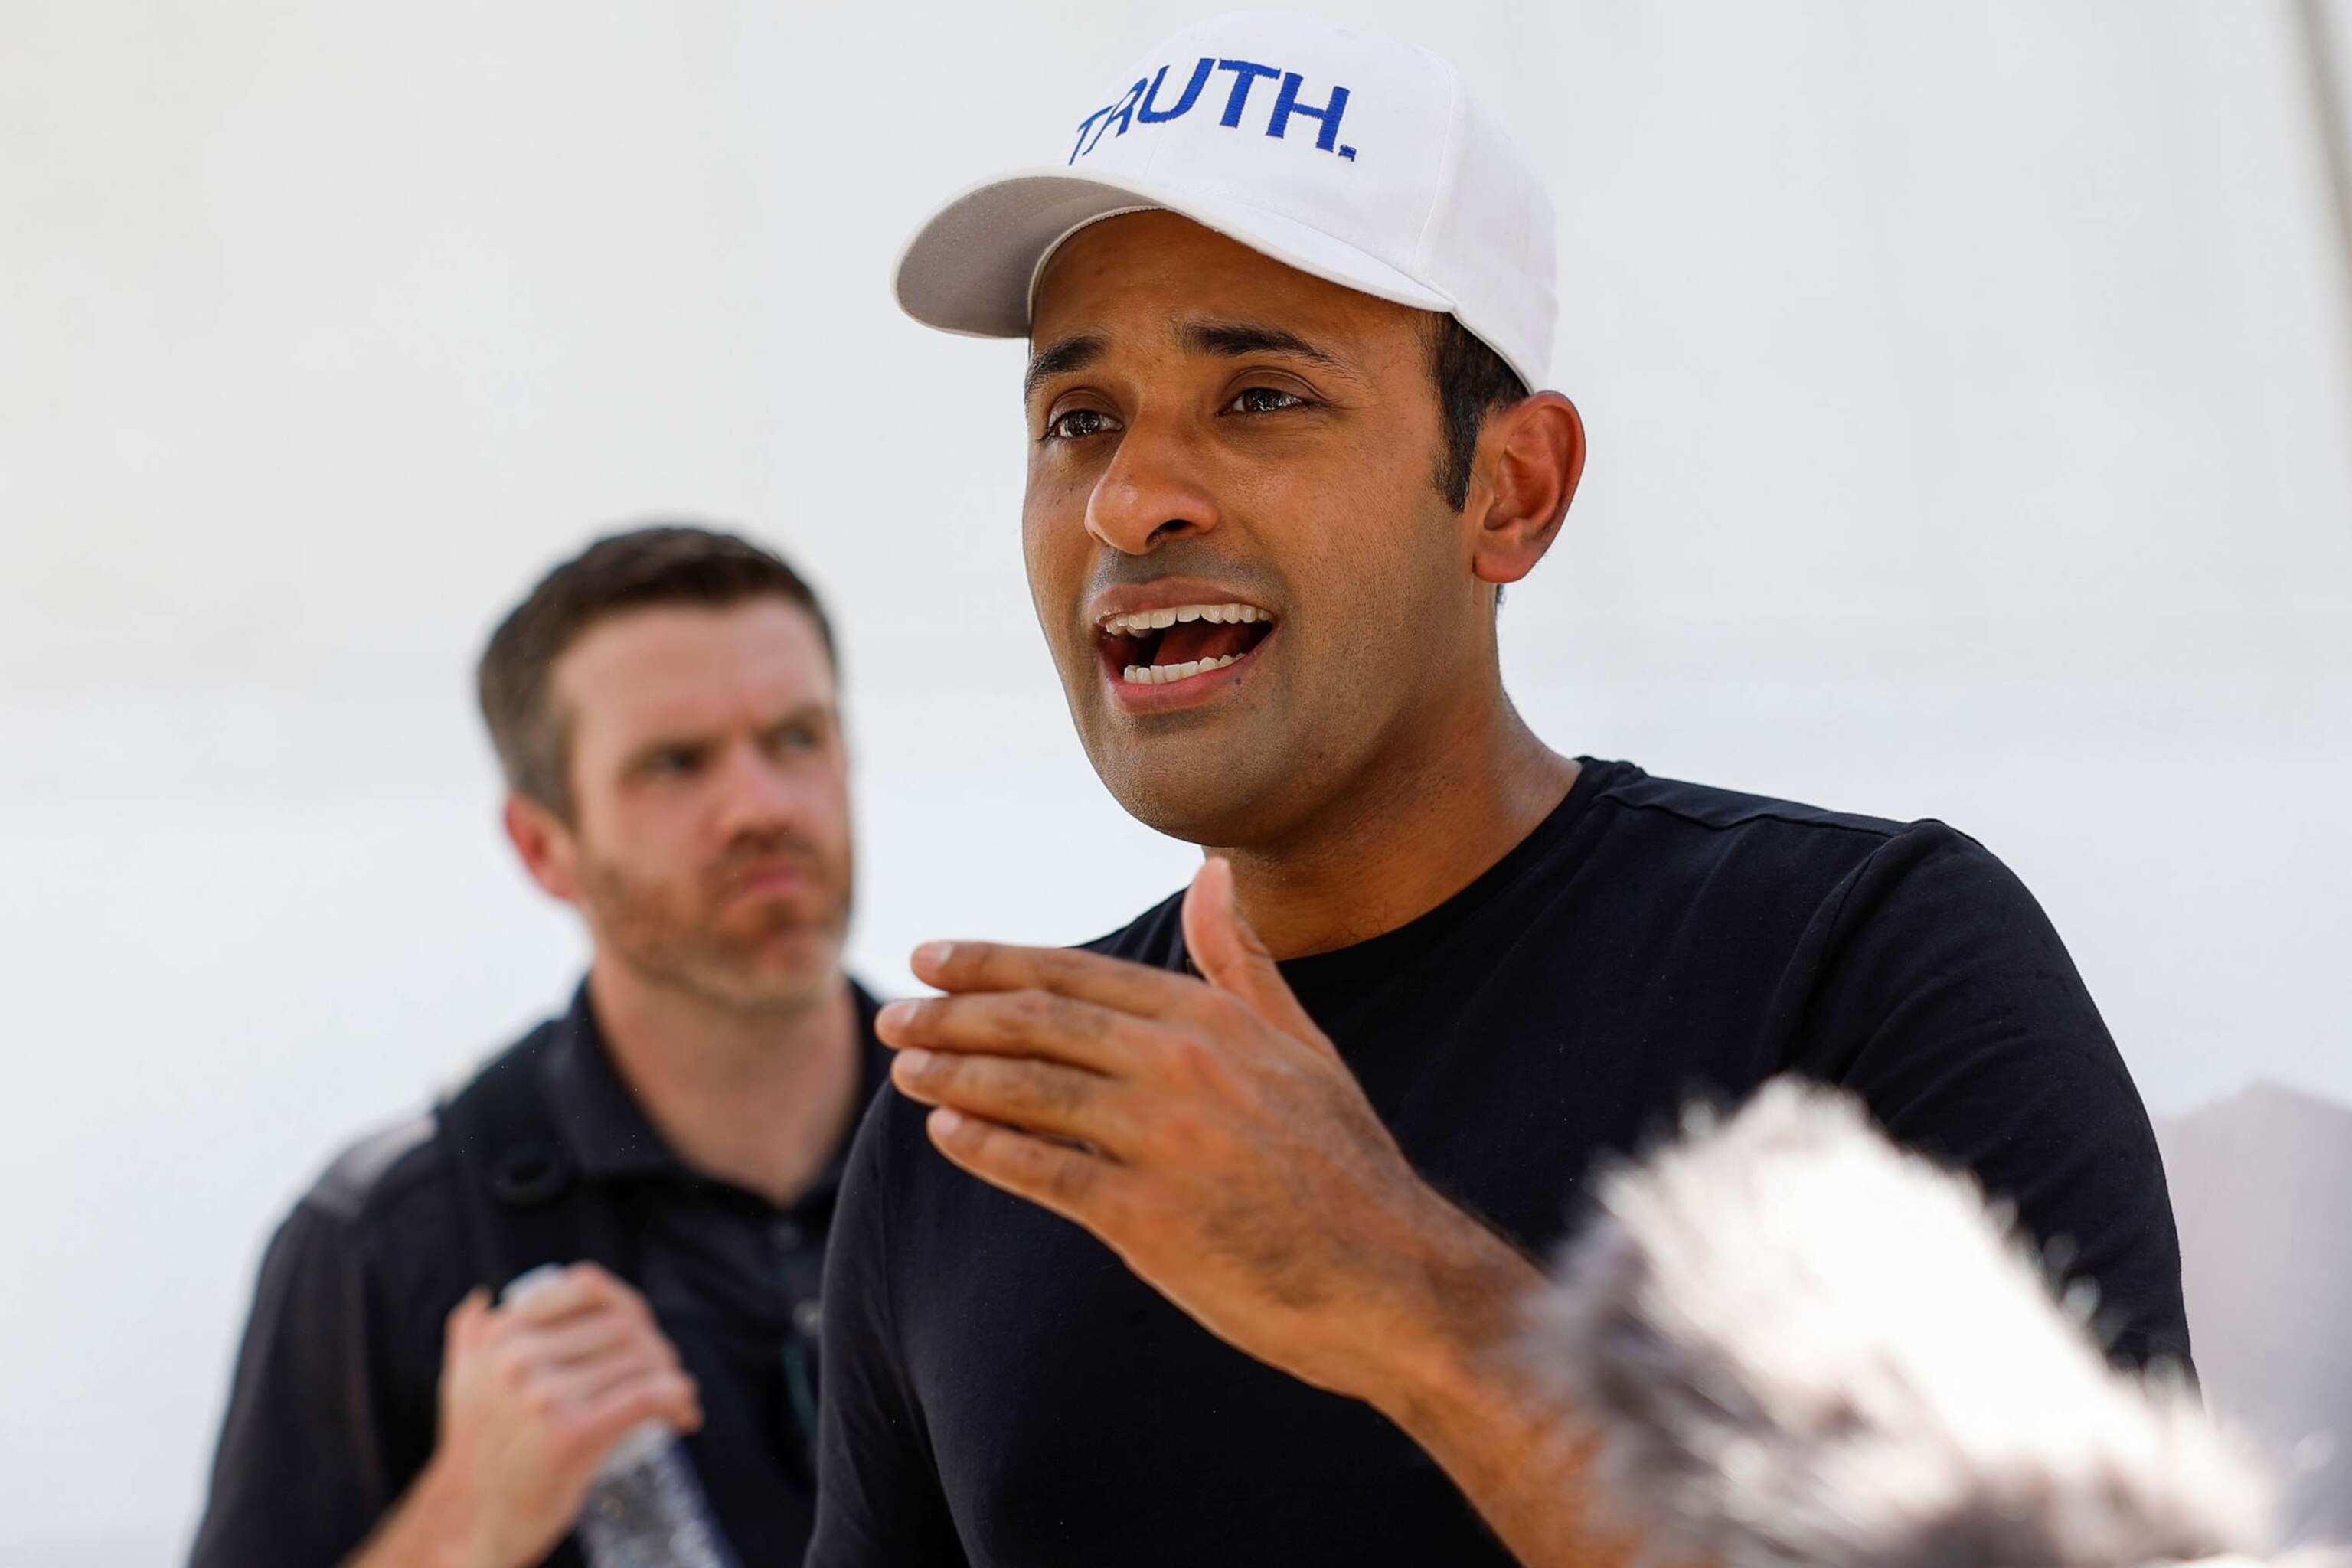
710, 741, 808, 835
1084, 413, 1221, 555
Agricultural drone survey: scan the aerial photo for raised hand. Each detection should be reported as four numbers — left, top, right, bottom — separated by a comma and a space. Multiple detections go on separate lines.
877, 856, 1540, 1406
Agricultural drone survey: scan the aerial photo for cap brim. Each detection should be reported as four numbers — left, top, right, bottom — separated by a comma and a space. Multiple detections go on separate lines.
893, 168, 1455, 340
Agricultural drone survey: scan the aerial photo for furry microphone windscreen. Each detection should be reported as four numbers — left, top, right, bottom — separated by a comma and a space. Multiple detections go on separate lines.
1526, 1079, 2348, 1568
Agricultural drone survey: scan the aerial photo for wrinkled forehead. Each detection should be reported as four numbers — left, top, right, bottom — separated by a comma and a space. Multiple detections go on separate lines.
554, 601, 835, 744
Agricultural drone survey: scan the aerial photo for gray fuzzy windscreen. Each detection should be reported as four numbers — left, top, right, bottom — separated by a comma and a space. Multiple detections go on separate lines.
1526, 1079, 2346, 1568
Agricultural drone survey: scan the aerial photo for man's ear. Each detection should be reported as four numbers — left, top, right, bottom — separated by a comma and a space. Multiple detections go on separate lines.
502, 792, 581, 905
1468, 391, 1586, 587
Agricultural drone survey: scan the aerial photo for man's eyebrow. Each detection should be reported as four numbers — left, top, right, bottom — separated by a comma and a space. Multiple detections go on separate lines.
1180, 320, 1343, 369
1024, 334, 1106, 400
1023, 322, 1346, 400
620, 701, 835, 769
622, 730, 711, 771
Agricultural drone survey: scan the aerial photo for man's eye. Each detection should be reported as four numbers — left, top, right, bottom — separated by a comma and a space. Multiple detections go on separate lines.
1228, 386, 1307, 415
1045, 407, 1119, 441
766, 724, 818, 756
648, 748, 703, 777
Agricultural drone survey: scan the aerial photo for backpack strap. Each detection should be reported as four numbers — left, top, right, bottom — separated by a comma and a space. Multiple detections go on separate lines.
436, 1022, 631, 1294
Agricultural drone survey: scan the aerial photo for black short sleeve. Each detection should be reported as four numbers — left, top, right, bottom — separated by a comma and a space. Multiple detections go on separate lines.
808, 1092, 966, 1566
188, 1200, 395, 1567
1787, 822, 2193, 1369
788, 769, 2194, 1565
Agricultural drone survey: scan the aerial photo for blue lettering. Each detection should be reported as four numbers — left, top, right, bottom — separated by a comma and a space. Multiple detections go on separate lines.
1138, 57, 1214, 124
1214, 59, 1282, 127
1084, 78, 1148, 155
1067, 104, 1114, 165
1268, 73, 1350, 152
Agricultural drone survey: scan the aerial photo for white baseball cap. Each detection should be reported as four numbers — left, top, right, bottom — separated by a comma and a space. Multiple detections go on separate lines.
893, 11, 1557, 390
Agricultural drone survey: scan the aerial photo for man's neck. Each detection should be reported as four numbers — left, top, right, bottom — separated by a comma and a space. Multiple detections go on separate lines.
585, 961, 862, 1209
1217, 691, 1579, 962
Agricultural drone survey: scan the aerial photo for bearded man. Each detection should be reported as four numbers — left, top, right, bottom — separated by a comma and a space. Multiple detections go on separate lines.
193, 524, 881, 1568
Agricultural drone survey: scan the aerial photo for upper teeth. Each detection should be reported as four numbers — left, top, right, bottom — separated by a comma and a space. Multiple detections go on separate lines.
1099, 603, 1267, 637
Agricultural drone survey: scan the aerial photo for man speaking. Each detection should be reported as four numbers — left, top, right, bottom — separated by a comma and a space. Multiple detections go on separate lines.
811, 14, 2190, 1566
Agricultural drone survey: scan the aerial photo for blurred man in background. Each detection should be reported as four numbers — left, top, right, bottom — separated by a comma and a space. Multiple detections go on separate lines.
192, 525, 884, 1568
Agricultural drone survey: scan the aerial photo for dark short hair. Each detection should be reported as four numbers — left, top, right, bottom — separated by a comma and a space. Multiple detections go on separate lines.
478, 524, 835, 820
1426, 315, 1531, 511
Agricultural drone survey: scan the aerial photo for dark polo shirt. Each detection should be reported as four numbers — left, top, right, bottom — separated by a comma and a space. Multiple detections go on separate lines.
191, 981, 889, 1568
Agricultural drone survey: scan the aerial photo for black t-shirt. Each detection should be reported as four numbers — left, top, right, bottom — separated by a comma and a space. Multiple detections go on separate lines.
808, 760, 2191, 1566
189, 982, 889, 1568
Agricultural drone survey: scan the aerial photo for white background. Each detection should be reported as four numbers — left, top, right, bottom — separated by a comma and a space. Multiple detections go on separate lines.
4, 2, 2349, 1560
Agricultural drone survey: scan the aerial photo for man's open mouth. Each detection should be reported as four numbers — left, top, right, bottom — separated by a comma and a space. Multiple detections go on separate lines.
1096, 602, 1277, 686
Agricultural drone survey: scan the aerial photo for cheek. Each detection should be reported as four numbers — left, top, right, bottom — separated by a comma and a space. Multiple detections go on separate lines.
1287, 501, 1459, 671
567, 785, 633, 859
815, 766, 858, 864
578, 791, 702, 874
1022, 497, 1089, 654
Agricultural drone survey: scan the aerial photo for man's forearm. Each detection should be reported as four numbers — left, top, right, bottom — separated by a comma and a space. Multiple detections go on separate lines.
1362, 1215, 1645, 1568
341, 1463, 498, 1568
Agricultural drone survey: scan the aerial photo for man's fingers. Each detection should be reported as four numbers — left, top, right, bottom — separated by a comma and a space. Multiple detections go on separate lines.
499, 1262, 651, 1329
520, 1309, 680, 1373
880, 989, 1142, 1074
1181, 856, 1327, 1050
925, 1107, 1117, 1227
571, 1367, 704, 1456
892, 1047, 1125, 1148
907, 939, 1195, 1014
573, 1345, 690, 1406
444, 1288, 492, 1356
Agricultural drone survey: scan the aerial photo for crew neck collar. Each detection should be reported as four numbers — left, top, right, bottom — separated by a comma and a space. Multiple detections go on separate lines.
1194, 757, 1626, 1001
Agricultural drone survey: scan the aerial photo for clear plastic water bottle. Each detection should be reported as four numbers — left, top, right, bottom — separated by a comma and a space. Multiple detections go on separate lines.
503, 1266, 741, 1568
571, 1422, 740, 1568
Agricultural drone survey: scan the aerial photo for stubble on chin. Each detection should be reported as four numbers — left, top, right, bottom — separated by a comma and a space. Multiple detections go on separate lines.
578, 853, 848, 1017
1083, 714, 1310, 849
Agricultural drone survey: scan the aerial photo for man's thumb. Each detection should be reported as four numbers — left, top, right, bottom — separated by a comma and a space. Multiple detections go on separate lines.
1181, 857, 1321, 1044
